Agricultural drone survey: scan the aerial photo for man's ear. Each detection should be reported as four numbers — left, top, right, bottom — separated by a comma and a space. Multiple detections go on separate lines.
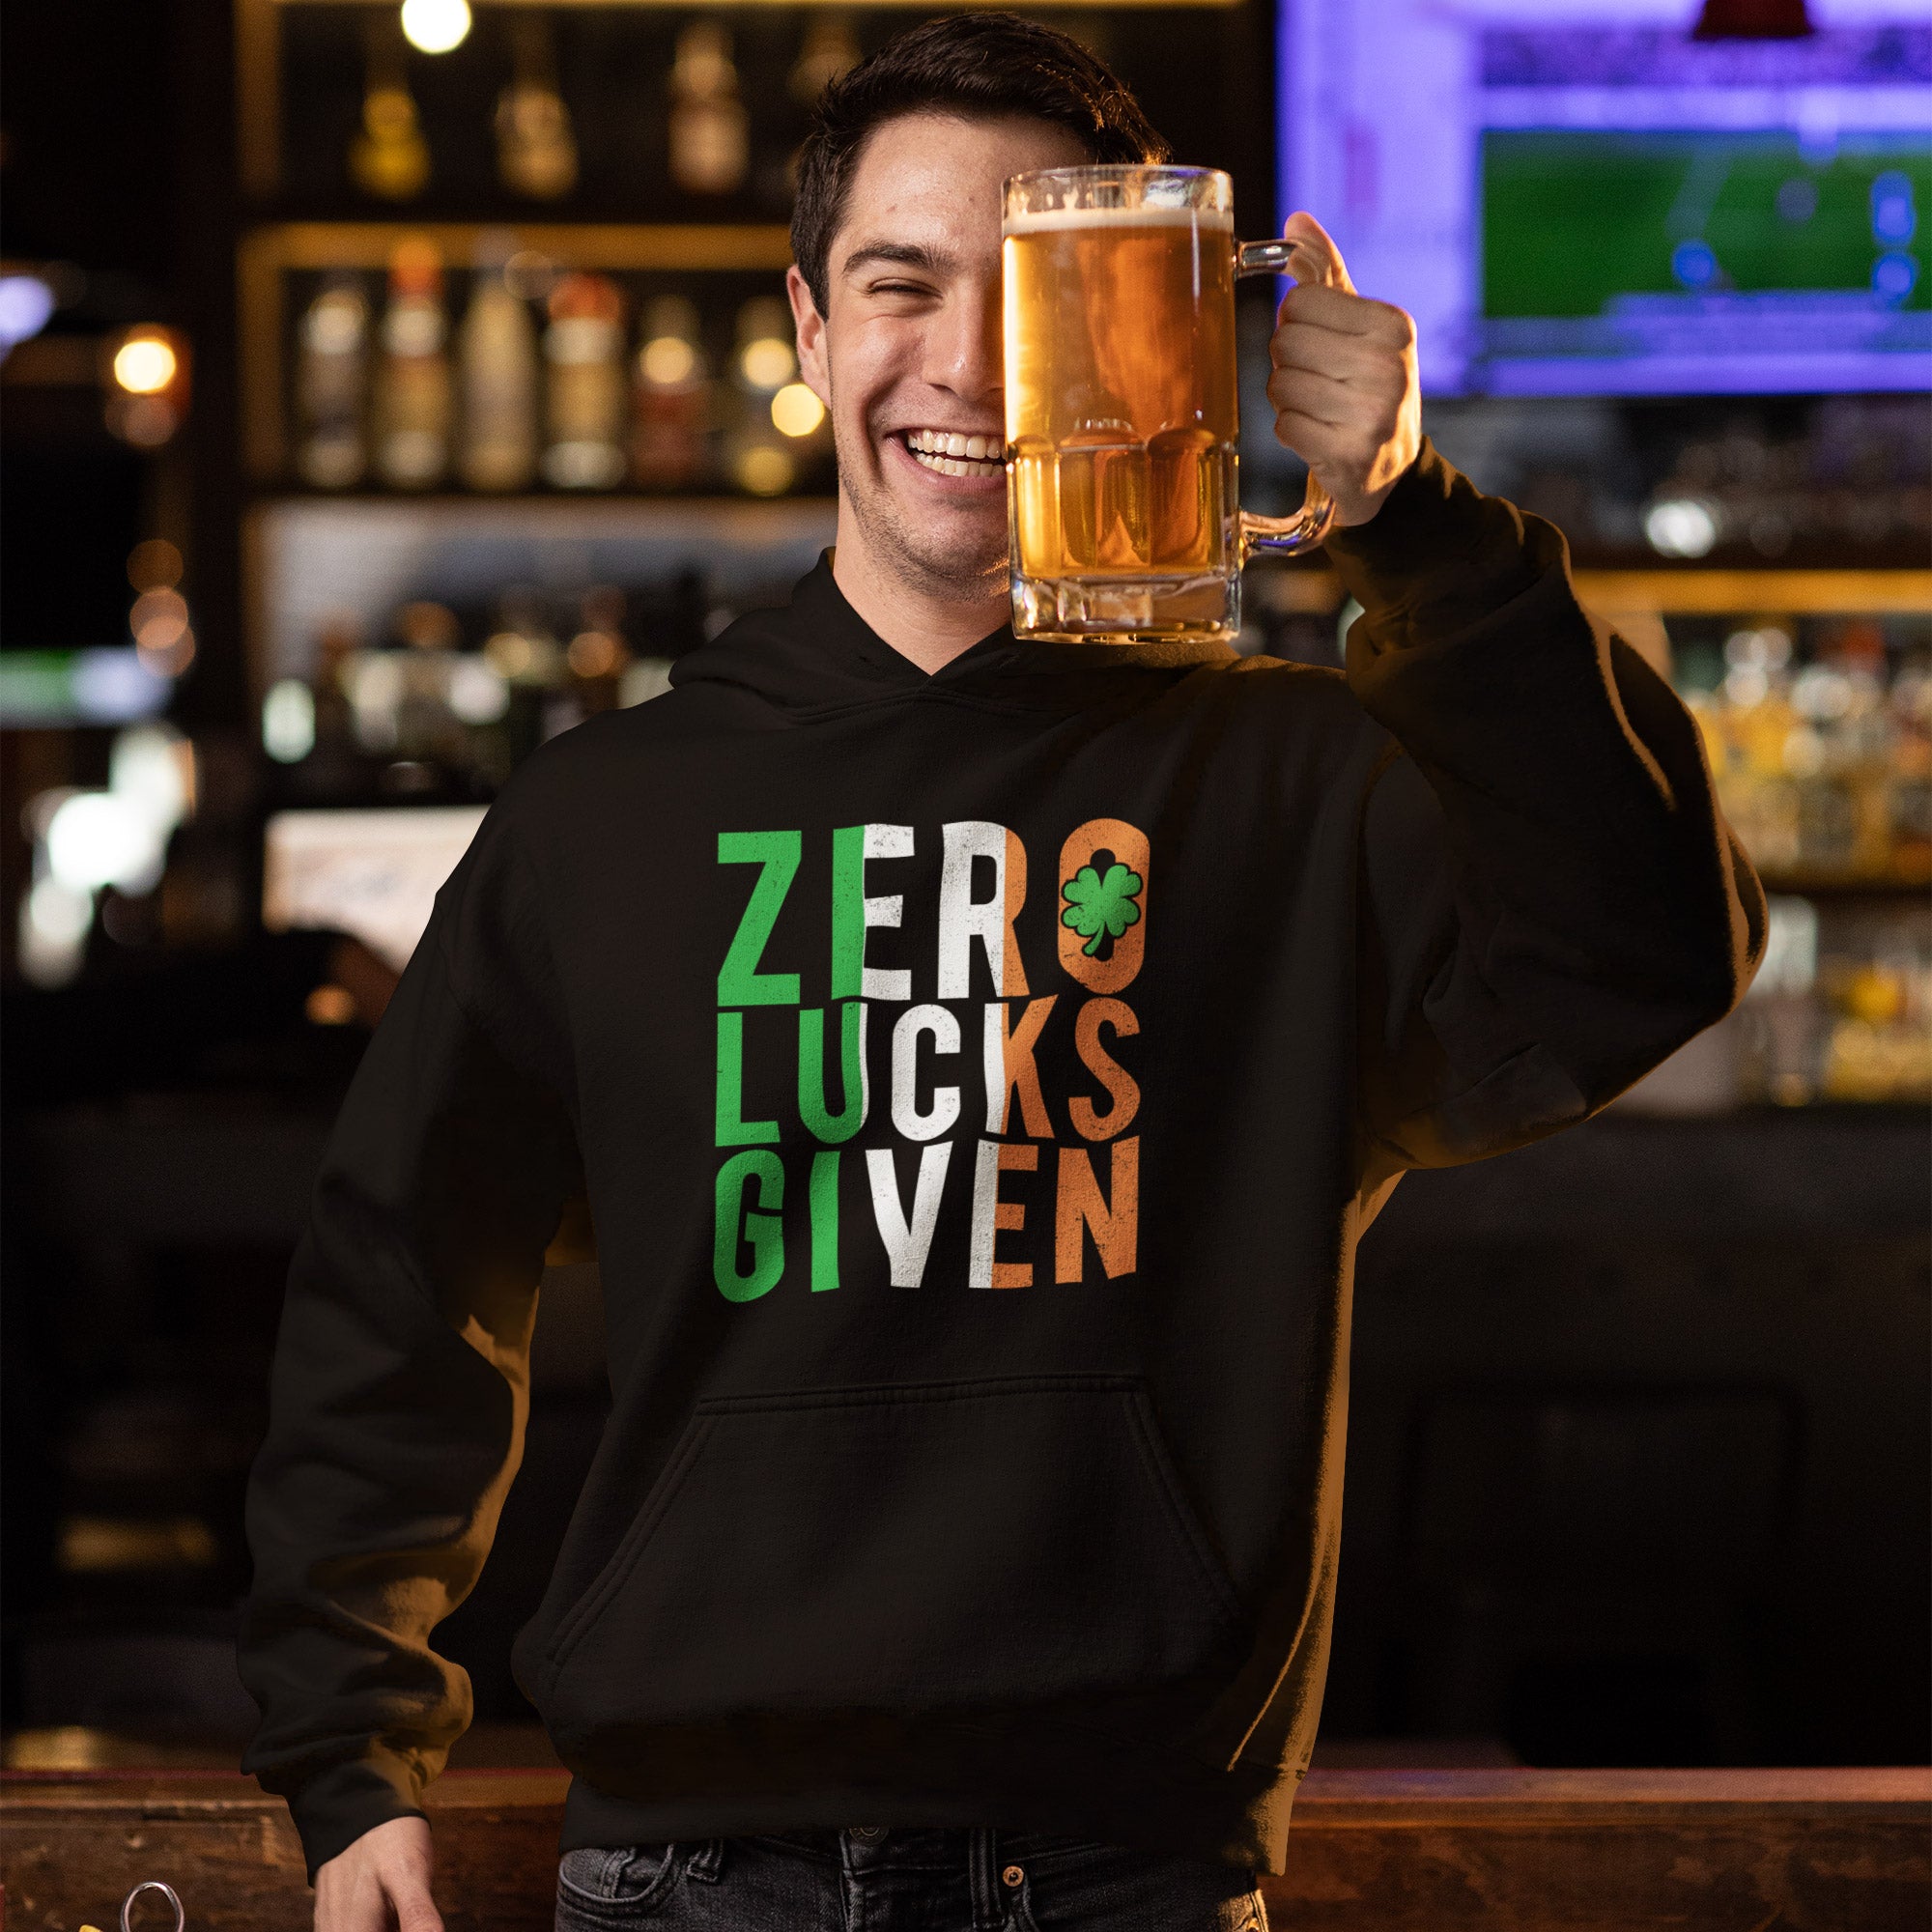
786, 265, 831, 408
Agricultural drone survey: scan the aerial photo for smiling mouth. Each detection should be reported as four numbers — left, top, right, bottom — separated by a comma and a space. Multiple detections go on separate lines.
898, 428, 1005, 478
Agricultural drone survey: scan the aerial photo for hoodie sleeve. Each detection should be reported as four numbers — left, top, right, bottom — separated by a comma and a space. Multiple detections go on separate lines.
1328, 440, 1765, 1181
239, 811, 582, 1880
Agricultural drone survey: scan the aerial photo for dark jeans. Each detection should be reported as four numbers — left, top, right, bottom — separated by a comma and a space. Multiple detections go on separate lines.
554, 1828, 1269, 1931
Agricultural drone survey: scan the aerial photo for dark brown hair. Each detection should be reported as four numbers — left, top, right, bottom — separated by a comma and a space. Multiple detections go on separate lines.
790, 13, 1170, 316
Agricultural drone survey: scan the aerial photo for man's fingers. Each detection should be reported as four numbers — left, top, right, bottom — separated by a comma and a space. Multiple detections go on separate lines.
1274, 282, 1413, 347
1268, 324, 1399, 388
314, 1818, 440, 1932
1279, 211, 1356, 295
1265, 363, 1353, 429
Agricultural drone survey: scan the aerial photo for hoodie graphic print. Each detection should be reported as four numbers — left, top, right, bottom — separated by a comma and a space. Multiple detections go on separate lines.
239, 444, 1765, 1883
713, 816, 1149, 1303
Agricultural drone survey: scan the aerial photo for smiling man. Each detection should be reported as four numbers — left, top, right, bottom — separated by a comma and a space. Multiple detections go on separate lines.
242, 16, 1764, 1932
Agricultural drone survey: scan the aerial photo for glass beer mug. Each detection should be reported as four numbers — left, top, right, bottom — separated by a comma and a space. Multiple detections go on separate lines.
1004, 164, 1333, 642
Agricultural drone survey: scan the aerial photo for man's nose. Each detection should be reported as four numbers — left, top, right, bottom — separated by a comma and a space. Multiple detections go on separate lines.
923, 278, 1003, 405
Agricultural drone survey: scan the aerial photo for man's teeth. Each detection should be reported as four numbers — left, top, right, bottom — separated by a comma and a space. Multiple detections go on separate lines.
904, 430, 1003, 474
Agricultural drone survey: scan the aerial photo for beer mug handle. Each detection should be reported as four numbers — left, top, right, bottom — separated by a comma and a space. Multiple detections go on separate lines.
120, 1880, 186, 1931
1234, 238, 1335, 558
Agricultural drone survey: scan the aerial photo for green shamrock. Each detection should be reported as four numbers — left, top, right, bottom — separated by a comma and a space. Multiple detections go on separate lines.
1061, 859, 1144, 958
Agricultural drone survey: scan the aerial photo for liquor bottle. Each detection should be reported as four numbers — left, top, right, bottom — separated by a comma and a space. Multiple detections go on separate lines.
350, 27, 430, 201
295, 276, 370, 489
542, 272, 626, 489
374, 238, 452, 489
391, 599, 467, 777
459, 246, 539, 492
789, 12, 861, 104
724, 296, 799, 497
668, 20, 749, 196
496, 14, 579, 201
566, 584, 633, 711
632, 294, 712, 491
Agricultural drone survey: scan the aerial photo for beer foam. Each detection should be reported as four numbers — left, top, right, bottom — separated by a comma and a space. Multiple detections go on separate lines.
1004, 204, 1235, 235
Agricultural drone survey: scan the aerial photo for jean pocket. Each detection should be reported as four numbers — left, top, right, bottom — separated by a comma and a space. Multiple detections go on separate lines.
1009, 1848, 1267, 1932
543, 1374, 1244, 1735
555, 1843, 682, 1927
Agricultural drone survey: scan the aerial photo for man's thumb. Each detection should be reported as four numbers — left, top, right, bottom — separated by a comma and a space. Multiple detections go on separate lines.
1279, 212, 1356, 296
392, 1891, 444, 1932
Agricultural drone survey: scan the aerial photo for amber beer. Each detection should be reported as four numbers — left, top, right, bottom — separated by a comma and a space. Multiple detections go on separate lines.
1002, 168, 1330, 641
1006, 206, 1237, 582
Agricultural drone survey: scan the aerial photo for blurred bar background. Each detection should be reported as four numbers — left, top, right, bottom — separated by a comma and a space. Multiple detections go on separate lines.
0, 0, 1925, 1791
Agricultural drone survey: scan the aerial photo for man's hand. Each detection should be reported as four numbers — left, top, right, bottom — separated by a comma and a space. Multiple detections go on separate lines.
1265, 212, 1421, 528
314, 1817, 442, 1932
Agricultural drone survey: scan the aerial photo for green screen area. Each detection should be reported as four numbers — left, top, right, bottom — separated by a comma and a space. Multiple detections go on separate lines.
1483, 131, 1930, 317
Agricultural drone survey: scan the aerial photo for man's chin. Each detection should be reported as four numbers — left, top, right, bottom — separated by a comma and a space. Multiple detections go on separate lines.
852, 487, 1010, 601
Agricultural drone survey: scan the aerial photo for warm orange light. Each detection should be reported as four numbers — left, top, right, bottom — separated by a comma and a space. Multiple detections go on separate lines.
131, 588, 188, 652
567, 629, 623, 678
127, 539, 183, 592
771, 383, 825, 438
112, 333, 178, 396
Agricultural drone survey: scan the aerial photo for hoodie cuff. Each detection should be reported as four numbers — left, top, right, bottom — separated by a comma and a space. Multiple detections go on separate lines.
279, 1747, 429, 1884
1322, 439, 1547, 648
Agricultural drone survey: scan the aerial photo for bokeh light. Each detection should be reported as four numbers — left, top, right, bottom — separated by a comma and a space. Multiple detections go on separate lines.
1643, 498, 1719, 559
130, 588, 189, 653
399, 0, 471, 56
735, 444, 795, 497
0, 274, 55, 354
739, 336, 796, 391
771, 383, 826, 439
112, 333, 179, 396
263, 679, 317, 763
127, 539, 184, 592
640, 336, 697, 386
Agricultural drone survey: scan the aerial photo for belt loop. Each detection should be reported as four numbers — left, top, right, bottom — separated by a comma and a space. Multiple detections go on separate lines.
686, 1839, 726, 1884
969, 1827, 1003, 1930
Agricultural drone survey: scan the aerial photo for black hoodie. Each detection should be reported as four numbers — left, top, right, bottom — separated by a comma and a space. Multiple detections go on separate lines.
241, 444, 1764, 1879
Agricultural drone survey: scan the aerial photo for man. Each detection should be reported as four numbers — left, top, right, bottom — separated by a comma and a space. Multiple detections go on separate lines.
242, 16, 1763, 1931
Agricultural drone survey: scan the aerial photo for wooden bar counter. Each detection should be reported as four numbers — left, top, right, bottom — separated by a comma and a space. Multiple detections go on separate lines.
4, 1766, 1925, 1930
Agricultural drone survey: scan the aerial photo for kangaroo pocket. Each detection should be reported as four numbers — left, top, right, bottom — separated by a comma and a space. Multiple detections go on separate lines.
541, 1373, 1244, 1728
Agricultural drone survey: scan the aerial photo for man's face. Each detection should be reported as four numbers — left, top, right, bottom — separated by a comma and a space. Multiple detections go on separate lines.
789, 112, 1092, 606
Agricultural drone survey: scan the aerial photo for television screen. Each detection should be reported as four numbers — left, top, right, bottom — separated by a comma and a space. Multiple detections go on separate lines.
1279, 2, 1931, 396
263, 806, 485, 971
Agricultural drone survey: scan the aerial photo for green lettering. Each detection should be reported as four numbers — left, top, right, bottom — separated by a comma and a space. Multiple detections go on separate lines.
718, 831, 801, 1007
714, 1151, 785, 1302
831, 824, 866, 1001
798, 1002, 867, 1144
716, 1011, 778, 1146
810, 1151, 840, 1293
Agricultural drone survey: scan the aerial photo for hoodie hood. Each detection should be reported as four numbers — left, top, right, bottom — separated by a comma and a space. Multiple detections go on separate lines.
670, 552, 1241, 717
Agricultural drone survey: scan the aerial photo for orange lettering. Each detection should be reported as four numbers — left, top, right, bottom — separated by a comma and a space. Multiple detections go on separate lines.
985, 995, 1057, 1137
1069, 997, 1140, 1140
1055, 1137, 1139, 1282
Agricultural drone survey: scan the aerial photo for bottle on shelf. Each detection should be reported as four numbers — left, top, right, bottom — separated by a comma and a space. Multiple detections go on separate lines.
350, 23, 430, 201
1684, 615, 1932, 889
781, 14, 861, 206
566, 584, 634, 712
668, 20, 749, 196
724, 296, 800, 497
631, 294, 713, 492
543, 272, 627, 490
393, 599, 467, 782
789, 12, 861, 105
459, 240, 539, 492
374, 237, 452, 489
497, 14, 579, 201
295, 276, 371, 489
